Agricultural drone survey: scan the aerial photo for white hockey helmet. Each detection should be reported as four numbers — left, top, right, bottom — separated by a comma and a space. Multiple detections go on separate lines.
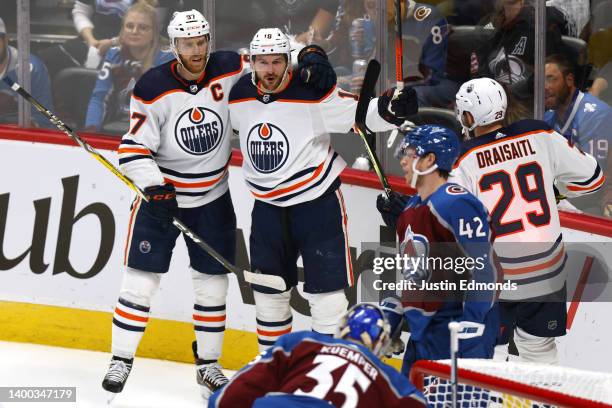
455, 78, 507, 133
249, 28, 292, 92
167, 10, 210, 62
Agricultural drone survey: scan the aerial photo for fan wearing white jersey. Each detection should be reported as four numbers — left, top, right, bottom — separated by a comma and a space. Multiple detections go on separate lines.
101, 11, 337, 401
228, 28, 418, 351
450, 78, 604, 364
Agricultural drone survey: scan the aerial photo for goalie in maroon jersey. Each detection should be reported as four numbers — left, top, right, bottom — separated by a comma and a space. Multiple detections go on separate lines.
208, 303, 427, 408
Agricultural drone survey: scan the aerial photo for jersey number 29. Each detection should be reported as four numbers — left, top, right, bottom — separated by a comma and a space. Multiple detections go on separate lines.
479, 162, 551, 237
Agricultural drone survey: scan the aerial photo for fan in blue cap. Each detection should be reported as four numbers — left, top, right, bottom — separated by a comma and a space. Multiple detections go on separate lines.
337, 303, 391, 357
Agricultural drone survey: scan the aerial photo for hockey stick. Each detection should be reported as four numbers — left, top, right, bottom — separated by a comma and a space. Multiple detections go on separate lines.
387, 1, 416, 149
4, 76, 286, 292
354, 59, 393, 199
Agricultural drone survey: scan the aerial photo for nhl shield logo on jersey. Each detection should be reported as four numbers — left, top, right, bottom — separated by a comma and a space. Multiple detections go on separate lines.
247, 123, 289, 173
174, 107, 224, 156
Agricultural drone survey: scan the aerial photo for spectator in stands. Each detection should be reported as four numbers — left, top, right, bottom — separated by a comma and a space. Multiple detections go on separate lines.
328, 0, 454, 108
38, 0, 170, 79
215, 0, 338, 51
471, 0, 567, 118
0, 17, 54, 128
84, 2, 172, 133
544, 53, 611, 216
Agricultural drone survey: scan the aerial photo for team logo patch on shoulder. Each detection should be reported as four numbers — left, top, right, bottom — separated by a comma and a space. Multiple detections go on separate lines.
414, 6, 432, 21
446, 185, 467, 195
174, 107, 224, 156
247, 123, 289, 173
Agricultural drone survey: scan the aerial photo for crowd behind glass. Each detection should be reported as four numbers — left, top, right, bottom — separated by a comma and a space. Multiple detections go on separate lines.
0, 0, 609, 217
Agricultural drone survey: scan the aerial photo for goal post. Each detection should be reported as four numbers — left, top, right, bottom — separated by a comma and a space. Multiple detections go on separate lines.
409, 359, 612, 408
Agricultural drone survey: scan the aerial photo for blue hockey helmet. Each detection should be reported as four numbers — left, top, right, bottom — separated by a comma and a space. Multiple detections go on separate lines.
395, 124, 460, 172
338, 303, 391, 357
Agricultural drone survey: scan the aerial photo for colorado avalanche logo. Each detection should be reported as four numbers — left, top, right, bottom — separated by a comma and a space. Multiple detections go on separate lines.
246, 123, 289, 173
446, 185, 468, 195
400, 226, 430, 283
174, 107, 224, 156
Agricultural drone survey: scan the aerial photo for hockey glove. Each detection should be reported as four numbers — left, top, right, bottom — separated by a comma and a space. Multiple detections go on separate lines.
378, 87, 418, 126
297, 45, 337, 91
142, 183, 178, 227
376, 191, 409, 229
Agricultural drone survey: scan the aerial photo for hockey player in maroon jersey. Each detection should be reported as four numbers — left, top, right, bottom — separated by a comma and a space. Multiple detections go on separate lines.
208, 303, 427, 408
101, 10, 340, 401
451, 77, 605, 364
377, 125, 501, 376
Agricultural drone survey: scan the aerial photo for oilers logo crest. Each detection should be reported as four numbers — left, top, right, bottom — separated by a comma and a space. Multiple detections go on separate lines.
174, 107, 223, 155
247, 123, 289, 173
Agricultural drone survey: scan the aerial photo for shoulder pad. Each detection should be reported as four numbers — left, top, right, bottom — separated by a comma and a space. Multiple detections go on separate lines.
228, 73, 257, 102
204, 51, 243, 83
133, 60, 182, 103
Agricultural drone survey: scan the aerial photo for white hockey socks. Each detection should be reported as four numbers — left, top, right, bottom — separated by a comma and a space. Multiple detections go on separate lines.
309, 290, 348, 334
111, 268, 161, 359
192, 269, 228, 363
254, 290, 292, 352
514, 327, 559, 365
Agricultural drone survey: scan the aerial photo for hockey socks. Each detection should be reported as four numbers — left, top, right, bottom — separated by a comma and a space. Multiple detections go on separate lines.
193, 303, 226, 362
111, 297, 150, 358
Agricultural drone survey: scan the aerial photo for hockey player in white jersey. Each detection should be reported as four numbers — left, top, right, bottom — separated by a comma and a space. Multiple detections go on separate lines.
451, 77, 605, 364
101, 11, 338, 400
228, 28, 418, 351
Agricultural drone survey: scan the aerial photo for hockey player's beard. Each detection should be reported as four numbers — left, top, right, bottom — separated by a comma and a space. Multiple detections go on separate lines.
178, 53, 208, 79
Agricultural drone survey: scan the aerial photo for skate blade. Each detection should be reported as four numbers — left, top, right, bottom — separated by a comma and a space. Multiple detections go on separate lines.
106, 391, 117, 405
199, 385, 212, 401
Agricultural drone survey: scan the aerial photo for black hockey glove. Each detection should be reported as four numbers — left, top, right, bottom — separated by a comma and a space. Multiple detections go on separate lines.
376, 191, 409, 230
142, 183, 178, 227
377, 86, 418, 126
297, 45, 337, 91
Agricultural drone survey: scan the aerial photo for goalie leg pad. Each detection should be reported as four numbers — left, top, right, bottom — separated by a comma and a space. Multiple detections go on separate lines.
309, 290, 349, 335
514, 326, 558, 364
191, 268, 229, 362
254, 290, 293, 352
112, 267, 162, 358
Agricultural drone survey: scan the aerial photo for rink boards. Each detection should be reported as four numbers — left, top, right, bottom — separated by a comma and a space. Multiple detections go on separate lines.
0, 128, 611, 372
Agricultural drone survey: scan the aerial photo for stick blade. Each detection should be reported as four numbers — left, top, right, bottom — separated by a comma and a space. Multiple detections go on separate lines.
243, 270, 287, 292
355, 59, 381, 126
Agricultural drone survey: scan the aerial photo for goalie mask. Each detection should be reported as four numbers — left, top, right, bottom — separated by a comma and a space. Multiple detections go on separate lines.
455, 77, 507, 134
249, 28, 292, 93
337, 303, 391, 357
167, 10, 210, 76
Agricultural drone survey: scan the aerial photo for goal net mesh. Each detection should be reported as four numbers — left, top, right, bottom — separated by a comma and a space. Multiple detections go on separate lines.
409, 359, 612, 408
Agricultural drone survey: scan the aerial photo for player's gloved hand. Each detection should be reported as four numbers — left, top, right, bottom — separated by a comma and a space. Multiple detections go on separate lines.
378, 86, 418, 126
142, 183, 178, 227
553, 184, 566, 204
297, 45, 337, 91
384, 336, 406, 358
376, 191, 409, 229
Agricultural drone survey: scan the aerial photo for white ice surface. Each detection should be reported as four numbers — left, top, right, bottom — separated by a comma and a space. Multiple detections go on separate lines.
0, 341, 235, 408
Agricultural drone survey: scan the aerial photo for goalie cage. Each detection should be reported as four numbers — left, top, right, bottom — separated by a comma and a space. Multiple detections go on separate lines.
409, 359, 612, 408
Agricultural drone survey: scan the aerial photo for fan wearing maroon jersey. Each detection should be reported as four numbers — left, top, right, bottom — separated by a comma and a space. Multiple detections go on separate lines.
208, 303, 427, 408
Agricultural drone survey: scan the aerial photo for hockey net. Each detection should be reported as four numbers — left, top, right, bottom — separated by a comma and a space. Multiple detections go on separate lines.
409, 359, 612, 408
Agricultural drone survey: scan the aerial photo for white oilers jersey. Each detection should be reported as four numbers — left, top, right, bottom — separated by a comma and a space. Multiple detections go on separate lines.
450, 119, 604, 300
118, 51, 249, 207
228, 74, 395, 206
